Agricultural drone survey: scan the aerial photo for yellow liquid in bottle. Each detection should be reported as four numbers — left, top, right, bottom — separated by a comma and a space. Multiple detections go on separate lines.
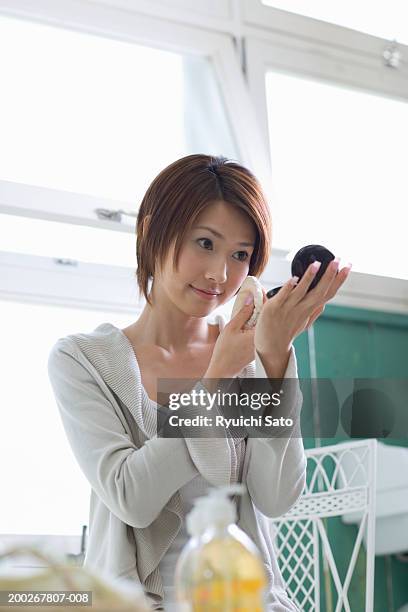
187, 535, 267, 612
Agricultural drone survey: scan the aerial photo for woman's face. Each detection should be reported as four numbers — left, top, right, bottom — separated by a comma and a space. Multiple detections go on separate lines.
154, 200, 257, 315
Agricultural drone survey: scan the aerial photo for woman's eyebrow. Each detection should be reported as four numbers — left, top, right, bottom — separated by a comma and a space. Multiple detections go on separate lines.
194, 225, 255, 247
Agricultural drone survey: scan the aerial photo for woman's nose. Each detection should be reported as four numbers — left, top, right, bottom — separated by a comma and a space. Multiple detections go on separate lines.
205, 260, 228, 284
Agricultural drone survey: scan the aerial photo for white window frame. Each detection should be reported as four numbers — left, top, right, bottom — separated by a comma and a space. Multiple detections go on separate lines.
240, 1, 408, 301
244, 30, 408, 157
1, 0, 405, 298
83, 0, 235, 32
0, 251, 142, 313
0, 0, 271, 227
0, 181, 138, 232
243, 0, 408, 61
1, 250, 407, 318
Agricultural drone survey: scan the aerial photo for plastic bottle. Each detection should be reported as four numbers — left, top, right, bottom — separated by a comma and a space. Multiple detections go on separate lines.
175, 484, 268, 611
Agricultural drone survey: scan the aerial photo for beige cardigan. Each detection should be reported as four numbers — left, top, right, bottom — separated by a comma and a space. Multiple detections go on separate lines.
47, 314, 306, 611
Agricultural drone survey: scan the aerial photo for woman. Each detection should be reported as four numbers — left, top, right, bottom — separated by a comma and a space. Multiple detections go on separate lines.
48, 154, 351, 611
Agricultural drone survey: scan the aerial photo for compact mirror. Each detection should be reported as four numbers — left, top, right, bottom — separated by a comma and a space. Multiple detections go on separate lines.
266, 245, 335, 299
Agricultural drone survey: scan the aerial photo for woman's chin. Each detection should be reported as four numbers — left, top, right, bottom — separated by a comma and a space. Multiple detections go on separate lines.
186, 298, 217, 317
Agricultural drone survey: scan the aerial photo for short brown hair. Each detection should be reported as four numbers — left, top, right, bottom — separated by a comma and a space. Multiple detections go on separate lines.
136, 154, 272, 306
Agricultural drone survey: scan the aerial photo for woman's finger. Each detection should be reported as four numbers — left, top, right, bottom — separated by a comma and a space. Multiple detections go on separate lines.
269, 276, 299, 306
230, 298, 255, 331
304, 262, 352, 311
288, 261, 325, 306
290, 258, 348, 310
324, 263, 352, 300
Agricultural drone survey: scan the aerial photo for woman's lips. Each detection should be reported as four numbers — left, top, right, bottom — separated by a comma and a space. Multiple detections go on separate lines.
190, 285, 220, 300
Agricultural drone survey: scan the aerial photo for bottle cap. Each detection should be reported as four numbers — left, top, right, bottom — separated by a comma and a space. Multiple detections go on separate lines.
186, 484, 245, 536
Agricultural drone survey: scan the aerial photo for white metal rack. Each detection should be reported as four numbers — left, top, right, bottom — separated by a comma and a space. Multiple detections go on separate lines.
271, 439, 377, 612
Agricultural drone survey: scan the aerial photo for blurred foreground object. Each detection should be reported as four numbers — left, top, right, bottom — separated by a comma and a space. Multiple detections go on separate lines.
0, 546, 151, 611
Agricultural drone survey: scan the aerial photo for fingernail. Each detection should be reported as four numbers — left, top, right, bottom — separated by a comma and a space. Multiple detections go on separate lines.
344, 262, 352, 271
290, 276, 299, 286
331, 257, 340, 270
311, 261, 321, 273
245, 294, 254, 305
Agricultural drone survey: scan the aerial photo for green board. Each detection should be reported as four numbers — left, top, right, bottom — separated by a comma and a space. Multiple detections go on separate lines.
293, 303, 408, 612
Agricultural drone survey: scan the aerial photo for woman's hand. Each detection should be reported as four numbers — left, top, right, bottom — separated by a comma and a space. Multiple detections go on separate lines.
255, 259, 352, 360
205, 299, 256, 379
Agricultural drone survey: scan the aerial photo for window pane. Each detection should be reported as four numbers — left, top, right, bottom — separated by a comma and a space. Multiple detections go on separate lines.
0, 14, 237, 203
0, 214, 136, 267
0, 300, 136, 536
265, 71, 407, 280
262, 0, 408, 44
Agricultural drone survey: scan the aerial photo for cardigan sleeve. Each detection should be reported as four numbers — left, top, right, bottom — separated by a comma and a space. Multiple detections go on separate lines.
47, 342, 200, 529
177, 380, 235, 488
244, 346, 307, 518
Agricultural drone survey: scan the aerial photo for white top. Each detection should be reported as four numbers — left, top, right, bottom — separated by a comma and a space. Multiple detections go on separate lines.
47, 314, 305, 611
157, 474, 212, 611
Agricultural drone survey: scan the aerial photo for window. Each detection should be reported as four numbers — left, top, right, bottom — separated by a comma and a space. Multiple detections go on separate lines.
0, 300, 134, 535
2, 0, 406, 545
264, 70, 407, 280
0, 0, 268, 541
261, 1, 408, 44
0, 13, 237, 204
0, 214, 135, 268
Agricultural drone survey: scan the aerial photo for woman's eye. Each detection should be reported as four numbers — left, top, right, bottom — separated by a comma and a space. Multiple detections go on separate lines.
197, 238, 213, 250
196, 238, 249, 261
234, 251, 249, 261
